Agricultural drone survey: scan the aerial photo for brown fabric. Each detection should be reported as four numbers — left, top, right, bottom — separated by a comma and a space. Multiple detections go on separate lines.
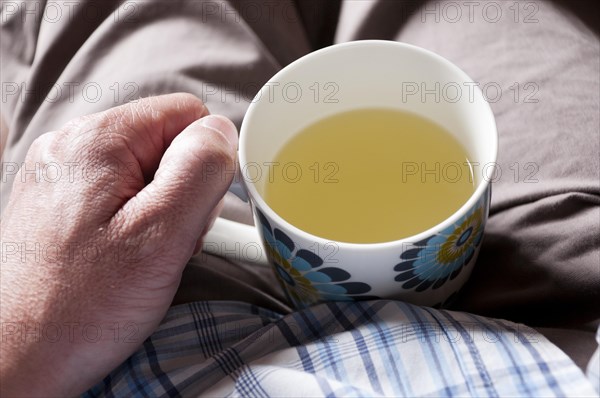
1, 0, 599, 364
172, 253, 291, 313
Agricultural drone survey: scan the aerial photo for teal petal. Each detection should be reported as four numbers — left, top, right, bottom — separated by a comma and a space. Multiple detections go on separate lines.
318, 268, 351, 282
304, 271, 331, 283
275, 241, 292, 260
295, 249, 324, 268
428, 233, 448, 246
291, 256, 313, 272
262, 225, 276, 248
314, 283, 347, 294
274, 229, 295, 252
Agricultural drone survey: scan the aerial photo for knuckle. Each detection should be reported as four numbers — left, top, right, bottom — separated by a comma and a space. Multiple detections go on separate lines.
61, 114, 113, 156
61, 113, 125, 161
26, 130, 67, 162
62, 113, 101, 135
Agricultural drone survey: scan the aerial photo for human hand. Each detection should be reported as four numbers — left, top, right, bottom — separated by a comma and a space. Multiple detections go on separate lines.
0, 94, 237, 396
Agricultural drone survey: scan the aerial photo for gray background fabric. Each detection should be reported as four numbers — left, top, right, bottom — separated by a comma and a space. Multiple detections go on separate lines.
1, 0, 599, 364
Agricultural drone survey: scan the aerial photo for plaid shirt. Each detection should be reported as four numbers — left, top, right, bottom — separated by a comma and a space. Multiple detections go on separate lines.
85, 301, 599, 397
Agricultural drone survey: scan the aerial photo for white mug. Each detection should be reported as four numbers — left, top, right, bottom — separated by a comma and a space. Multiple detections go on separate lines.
204, 40, 497, 309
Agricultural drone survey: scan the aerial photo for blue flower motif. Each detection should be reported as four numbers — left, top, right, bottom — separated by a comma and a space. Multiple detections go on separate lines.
394, 195, 487, 292
255, 209, 377, 307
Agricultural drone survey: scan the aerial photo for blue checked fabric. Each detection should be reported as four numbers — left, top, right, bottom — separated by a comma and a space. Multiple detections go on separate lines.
85, 301, 599, 397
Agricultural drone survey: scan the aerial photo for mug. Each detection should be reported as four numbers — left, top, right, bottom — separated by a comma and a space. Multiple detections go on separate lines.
204, 40, 497, 309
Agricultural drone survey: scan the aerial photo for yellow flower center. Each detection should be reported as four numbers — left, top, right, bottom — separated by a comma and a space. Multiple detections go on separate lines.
437, 209, 483, 265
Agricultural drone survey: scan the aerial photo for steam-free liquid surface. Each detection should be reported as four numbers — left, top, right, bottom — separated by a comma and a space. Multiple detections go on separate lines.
264, 108, 475, 243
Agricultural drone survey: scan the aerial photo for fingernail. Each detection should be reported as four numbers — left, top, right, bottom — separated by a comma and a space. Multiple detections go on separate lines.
200, 115, 238, 152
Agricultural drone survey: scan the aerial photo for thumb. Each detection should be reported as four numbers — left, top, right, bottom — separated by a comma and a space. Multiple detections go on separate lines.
114, 115, 238, 258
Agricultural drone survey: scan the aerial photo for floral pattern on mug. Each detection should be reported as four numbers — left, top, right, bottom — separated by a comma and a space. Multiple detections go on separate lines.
256, 209, 377, 308
394, 194, 487, 292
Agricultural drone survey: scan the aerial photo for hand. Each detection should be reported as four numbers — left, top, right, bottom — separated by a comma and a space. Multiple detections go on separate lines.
0, 94, 238, 396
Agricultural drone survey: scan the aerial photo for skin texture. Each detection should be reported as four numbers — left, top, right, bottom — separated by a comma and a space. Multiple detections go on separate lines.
0, 93, 238, 397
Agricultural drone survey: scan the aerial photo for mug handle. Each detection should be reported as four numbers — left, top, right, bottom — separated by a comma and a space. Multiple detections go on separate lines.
202, 217, 269, 267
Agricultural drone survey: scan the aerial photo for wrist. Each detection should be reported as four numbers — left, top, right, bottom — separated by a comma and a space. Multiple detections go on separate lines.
1, 321, 69, 397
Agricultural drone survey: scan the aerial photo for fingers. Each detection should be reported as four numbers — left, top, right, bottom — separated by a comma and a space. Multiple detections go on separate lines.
114, 115, 238, 258
65, 93, 209, 179
17, 94, 235, 263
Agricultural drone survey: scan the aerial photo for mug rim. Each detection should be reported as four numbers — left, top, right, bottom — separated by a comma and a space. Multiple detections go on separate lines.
239, 39, 498, 249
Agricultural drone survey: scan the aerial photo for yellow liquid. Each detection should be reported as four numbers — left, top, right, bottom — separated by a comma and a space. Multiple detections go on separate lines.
264, 108, 475, 243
